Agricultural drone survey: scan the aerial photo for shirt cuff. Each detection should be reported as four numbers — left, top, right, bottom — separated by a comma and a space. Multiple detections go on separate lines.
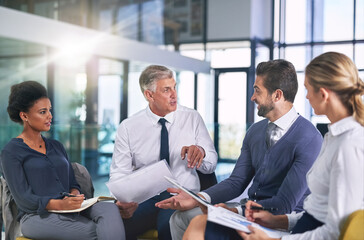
198, 192, 211, 203
236, 205, 243, 215
286, 211, 304, 231
196, 145, 206, 158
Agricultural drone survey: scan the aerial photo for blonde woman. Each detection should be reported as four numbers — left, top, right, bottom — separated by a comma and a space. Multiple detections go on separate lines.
241, 51, 364, 239
184, 52, 364, 240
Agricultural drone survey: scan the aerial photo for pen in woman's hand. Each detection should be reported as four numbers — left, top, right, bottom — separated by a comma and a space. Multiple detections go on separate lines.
250, 206, 278, 212
61, 192, 85, 199
61, 192, 77, 197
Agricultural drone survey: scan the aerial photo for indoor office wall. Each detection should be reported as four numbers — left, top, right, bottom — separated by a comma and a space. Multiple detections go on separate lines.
207, 0, 272, 41
207, 0, 251, 40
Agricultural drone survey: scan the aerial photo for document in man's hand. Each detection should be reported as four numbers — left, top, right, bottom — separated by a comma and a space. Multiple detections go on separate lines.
164, 176, 288, 238
48, 196, 116, 213
164, 176, 212, 207
207, 205, 289, 238
107, 160, 174, 204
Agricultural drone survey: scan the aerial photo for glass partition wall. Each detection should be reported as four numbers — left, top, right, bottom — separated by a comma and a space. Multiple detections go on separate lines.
1, 0, 363, 175
0, 37, 208, 179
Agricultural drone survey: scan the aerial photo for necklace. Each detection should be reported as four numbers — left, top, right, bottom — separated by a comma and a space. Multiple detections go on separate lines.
20, 134, 43, 149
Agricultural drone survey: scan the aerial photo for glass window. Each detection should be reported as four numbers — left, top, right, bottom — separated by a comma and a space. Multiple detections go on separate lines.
98, 9, 114, 33
115, 4, 139, 40
274, 0, 281, 42
34, 1, 57, 20
206, 41, 251, 68
128, 62, 149, 117
97, 58, 125, 176
197, 73, 214, 139
313, 44, 353, 59
356, 0, 364, 39
314, 0, 354, 42
53, 54, 88, 125
273, 47, 280, 59
210, 48, 251, 68
218, 72, 247, 160
285, 0, 308, 43
0, 38, 47, 149
284, 46, 310, 71
164, 0, 205, 43
142, 1, 164, 45
98, 75, 122, 127
58, 0, 87, 26
256, 45, 270, 67
177, 71, 195, 109
355, 44, 364, 70
295, 73, 311, 119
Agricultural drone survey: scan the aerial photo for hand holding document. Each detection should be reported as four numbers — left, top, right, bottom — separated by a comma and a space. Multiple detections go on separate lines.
207, 205, 289, 238
164, 176, 289, 238
107, 160, 174, 204
164, 176, 211, 207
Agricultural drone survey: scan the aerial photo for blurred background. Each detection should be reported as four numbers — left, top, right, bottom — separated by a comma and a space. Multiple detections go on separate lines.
0, 0, 363, 196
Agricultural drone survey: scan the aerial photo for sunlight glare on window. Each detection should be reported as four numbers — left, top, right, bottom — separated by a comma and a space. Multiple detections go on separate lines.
285, 0, 307, 43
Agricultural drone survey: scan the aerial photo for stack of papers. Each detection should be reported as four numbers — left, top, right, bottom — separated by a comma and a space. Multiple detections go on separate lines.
107, 160, 174, 203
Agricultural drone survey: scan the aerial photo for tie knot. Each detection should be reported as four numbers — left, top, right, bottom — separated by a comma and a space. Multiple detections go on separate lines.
159, 118, 167, 126
267, 122, 276, 131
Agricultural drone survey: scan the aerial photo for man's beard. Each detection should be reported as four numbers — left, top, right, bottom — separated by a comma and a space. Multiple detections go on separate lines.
257, 99, 274, 117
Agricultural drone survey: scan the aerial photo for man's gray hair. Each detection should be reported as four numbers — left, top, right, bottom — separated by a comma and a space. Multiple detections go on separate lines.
139, 65, 174, 94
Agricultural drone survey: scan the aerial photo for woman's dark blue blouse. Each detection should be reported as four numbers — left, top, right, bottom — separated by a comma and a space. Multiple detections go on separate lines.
0, 136, 80, 219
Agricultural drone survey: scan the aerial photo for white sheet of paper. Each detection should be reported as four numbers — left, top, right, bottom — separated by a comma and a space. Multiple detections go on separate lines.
207, 205, 289, 238
164, 176, 211, 207
106, 160, 174, 204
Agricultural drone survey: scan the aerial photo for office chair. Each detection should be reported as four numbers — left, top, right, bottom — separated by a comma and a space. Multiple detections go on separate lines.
339, 209, 364, 240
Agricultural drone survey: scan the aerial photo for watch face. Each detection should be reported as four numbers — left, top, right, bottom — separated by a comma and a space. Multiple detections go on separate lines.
240, 198, 251, 206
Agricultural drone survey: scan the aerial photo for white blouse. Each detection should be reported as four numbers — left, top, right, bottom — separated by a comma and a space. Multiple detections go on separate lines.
284, 116, 364, 240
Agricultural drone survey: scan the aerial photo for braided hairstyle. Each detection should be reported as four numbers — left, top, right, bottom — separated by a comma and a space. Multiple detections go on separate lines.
305, 52, 364, 126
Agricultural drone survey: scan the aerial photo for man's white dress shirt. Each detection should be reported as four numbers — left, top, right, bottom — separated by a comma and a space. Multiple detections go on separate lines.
110, 104, 218, 192
284, 116, 364, 239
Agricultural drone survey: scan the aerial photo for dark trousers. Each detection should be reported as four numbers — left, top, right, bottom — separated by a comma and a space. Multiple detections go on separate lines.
204, 222, 241, 240
123, 191, 174, 240
291, 211, 324, 234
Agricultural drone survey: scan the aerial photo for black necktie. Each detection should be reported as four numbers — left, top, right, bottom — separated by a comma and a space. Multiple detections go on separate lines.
159, 118, 169, 164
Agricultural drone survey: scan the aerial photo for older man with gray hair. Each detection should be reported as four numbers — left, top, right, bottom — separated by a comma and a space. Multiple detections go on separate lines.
110, 65, 218, 240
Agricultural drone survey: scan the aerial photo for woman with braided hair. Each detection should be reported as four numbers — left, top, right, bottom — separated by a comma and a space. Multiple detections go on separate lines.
183, 52, 364, 240
240, 51, 364, 240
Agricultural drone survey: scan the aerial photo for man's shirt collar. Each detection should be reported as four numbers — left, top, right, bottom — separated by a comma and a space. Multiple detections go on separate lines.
271, 107, 298, 130
146, 104, 177, 125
